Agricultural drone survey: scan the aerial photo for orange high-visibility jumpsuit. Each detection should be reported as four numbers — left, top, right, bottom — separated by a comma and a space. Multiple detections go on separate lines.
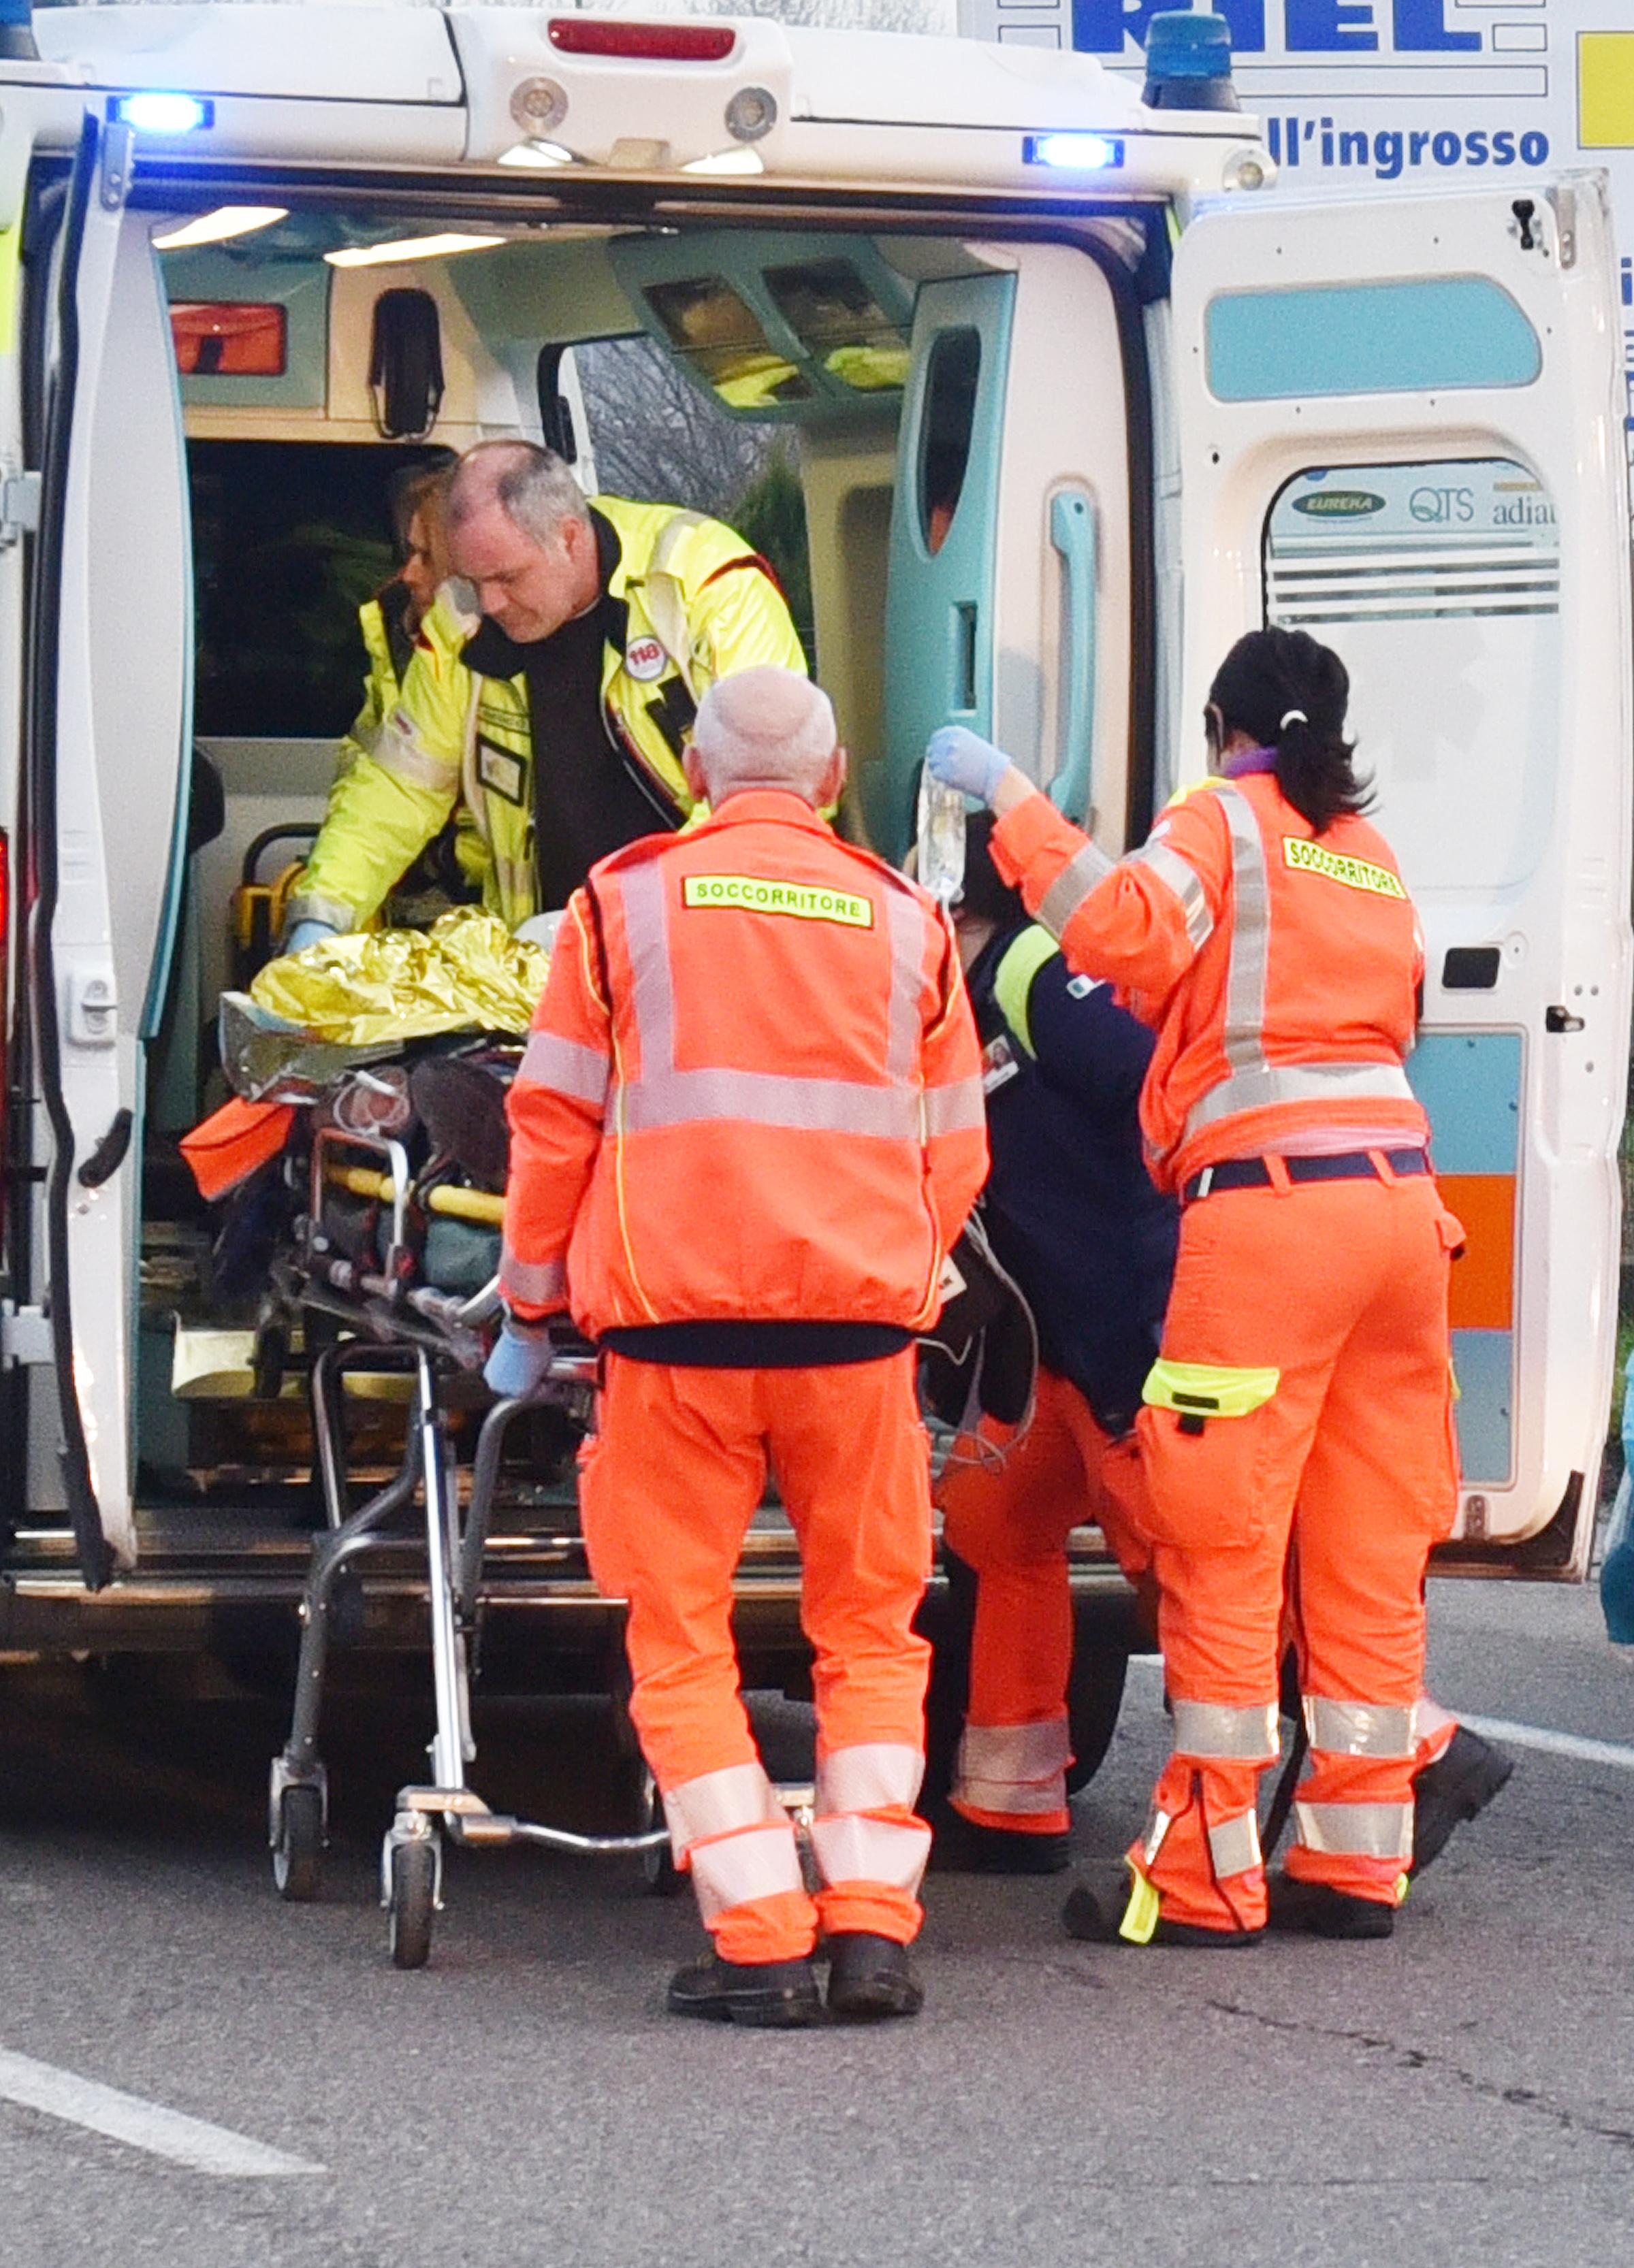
500, 789, 987, 1964
939, 1372, 1151, 1835
991, 769, 1461, 1933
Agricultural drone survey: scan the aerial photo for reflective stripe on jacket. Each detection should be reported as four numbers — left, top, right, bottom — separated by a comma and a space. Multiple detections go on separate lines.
291, 497, 807, 935
499, 789, 989, 1337
989, 773, 1427, 1191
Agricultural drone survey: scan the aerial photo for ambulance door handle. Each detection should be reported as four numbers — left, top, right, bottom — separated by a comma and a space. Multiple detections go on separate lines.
1048, 489, 1096, 824
1545, 1005, 1585, 1034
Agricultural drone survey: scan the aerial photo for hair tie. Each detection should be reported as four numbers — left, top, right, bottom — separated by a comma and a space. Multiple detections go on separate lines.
1279, 709, 1309, 730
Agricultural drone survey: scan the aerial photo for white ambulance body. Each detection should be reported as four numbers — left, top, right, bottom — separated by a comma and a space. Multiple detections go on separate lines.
0, 3, 1626, 1659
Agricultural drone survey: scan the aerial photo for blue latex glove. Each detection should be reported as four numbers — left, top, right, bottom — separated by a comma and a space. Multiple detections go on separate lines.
925, 725, 1013, 807
284, 919, 340, 956
483, 1316, 556, 1401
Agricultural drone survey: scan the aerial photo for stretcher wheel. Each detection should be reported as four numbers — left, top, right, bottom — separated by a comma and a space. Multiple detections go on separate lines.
272, 1783, 324, 1902
387, 1837, 437, 1969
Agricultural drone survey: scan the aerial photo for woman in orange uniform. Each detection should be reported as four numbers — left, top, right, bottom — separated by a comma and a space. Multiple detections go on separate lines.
927, 627, 1462, 1946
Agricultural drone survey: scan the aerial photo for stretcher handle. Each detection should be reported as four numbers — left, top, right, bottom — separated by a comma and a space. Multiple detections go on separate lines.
311, 1124, 412, 1280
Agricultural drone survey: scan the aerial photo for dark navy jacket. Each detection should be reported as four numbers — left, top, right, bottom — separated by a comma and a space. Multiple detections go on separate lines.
968, 922, 1179, 1437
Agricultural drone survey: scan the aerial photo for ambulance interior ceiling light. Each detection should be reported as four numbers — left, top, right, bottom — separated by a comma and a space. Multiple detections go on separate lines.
1024, 134, 1125, 172
110, 92, 212, 135
325, 233, 509, 269
152, 206, 287, 252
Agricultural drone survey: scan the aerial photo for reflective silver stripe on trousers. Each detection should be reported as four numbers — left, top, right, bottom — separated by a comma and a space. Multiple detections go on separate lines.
518, 1029, 610, 1109
688, 1821, 805, 1920
1140, 1806, 1174, 1867
370, 715, 463, 794
1304, 1698, 1417, 1760
1037, 840, 1114, 941
663, 1759, 784, 1860
1207, 1809, 1262, 1881
613, 858, 931, 1139
1293, 1800, 1413, 1861
498, 1244, 566, 1308
955, 1718, 1072, 1785
1171, 1700, 1280, 1762
923, 1075, 987, 1136
810, 1814, 931, 1894
1127, 839, 1215, 952
815, 1741, 924, 1815
281, 891, 355, 935
954, 1775, 1068, 1817
1185, 1059, 1416, 1140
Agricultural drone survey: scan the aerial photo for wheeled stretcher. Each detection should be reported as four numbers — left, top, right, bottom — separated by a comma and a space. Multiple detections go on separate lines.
264, 1118, 683, 1967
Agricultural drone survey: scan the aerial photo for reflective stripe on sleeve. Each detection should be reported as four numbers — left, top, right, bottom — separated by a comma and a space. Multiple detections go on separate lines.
1171, 1700, 1280, 1762
815, 1741, 924, 1816
371, 717, 462, 794
1303, 1698, 1417, 1760
1206, 1809, 1262, 1882
498, 1244, 567, 1309
518, 1030, 609, 1108
281, 891, 356, 936
1217, 783, 1270, 1076
1127, 839, 1215, 952
1293, 1800, 1413, 1861
662, 1759, 784, 1858
810, 1813, 931, 1895
923, 1075, 987, 1136
688, 1820, 805, 1921
1037, 840, 1114, 941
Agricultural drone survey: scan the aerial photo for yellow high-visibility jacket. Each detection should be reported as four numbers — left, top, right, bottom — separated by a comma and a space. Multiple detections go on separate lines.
290, 496, 807, 933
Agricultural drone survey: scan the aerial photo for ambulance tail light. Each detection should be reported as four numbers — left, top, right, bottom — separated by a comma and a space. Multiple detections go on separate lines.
546, 20, 737, 63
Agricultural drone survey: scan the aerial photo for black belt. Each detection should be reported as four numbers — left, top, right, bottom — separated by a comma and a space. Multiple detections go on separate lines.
1182, 1148, 1430, 1203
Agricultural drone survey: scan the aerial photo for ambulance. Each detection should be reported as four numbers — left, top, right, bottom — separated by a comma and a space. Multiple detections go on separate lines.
0, 3, 1626, 1730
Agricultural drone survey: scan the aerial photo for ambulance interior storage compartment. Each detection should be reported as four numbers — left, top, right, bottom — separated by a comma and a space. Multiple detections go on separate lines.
3, 5, 1628, 1703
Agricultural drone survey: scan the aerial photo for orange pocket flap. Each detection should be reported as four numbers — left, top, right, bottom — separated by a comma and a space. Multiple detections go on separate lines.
179, 1097, 295, 1202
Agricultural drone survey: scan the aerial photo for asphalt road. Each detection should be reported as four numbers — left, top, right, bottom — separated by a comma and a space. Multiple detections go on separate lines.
2, 1576, 1633, 2268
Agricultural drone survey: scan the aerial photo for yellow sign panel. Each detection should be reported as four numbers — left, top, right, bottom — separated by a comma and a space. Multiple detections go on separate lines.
1580, 32, 1634, 150
681, 874, 875, 928
1283, 837, 1407, 900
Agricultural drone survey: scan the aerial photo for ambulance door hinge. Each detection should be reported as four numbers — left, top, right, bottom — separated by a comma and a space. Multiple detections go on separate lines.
0, 1301, 52, 1367
0, 468, 41, 549
98, 120, 134, 213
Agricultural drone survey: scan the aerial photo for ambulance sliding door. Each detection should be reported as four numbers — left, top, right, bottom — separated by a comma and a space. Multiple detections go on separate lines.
876, 244, 1131, 862
24, 118, 192, 1578
1172, 179, 1632, 1564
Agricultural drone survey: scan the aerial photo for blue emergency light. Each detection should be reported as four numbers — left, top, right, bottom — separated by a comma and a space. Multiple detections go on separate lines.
110, 92, 214, 135
1024, 133, 1125, 172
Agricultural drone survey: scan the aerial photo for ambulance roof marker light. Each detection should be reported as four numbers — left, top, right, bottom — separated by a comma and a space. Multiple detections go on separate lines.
545, 19, 738, 64
1024, 134, 1125, 174
1141, 12, 1239, 112
111, 92, 214, 135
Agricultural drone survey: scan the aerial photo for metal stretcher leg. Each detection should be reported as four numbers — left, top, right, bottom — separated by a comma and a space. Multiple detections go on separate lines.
268, 1372, 422, 1902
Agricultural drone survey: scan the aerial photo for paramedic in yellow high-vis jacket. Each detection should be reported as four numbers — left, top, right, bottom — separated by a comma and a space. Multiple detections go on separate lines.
285, 440, 807, 947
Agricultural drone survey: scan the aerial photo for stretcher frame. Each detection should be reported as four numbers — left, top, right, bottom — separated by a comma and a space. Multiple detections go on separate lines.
267, 1122, 675, 1966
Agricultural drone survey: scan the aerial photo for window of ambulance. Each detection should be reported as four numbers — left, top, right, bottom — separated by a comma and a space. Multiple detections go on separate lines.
1264, 459, 1560, 893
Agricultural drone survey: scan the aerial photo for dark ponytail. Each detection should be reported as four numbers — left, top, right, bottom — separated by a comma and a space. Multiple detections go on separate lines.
1208, 627, 1370, 836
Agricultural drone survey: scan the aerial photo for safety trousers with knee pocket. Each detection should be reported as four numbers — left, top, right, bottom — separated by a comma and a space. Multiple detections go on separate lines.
1123, 1169, 1461, 1937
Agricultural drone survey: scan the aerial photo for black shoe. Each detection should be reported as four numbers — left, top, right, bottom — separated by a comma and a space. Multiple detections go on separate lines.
931, 1812, 1071, 1876
825, 1932, 924, 2019
667, 1951, 820, 2028
1411, 1726, 1514, 1877
1061, 1877, 1261, 1949
1267, 1877, 1396, 1940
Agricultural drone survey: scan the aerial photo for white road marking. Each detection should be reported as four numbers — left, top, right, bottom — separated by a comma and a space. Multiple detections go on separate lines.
0, 2046, 325, 2177
1127, 1657, 1634, 1774
1450, 1712, 1634, 1774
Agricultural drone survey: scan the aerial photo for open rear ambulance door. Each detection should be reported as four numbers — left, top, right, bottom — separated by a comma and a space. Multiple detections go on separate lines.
875, 238, 1135, 862
24, 116, 192, 1580
1170, 176, 1633, 1567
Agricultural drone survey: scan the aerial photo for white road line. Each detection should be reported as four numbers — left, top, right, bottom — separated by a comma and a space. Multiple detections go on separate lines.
1127, 1658, 1634, 1775
1452, 1712, 1634, 1774
0, 2047, 325, 2177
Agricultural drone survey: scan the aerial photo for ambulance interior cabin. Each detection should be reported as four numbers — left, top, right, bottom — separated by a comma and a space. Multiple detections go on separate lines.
133, 199, 1138, 1513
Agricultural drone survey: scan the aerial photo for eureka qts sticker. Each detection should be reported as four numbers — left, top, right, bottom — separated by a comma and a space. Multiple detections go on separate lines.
624, 635, 667, 683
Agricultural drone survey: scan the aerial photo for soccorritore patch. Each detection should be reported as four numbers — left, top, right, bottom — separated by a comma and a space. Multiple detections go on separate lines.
681, 875, 874, 927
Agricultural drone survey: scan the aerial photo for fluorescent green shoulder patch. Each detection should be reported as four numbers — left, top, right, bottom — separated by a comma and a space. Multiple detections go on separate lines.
991, 924, 1059, 1057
